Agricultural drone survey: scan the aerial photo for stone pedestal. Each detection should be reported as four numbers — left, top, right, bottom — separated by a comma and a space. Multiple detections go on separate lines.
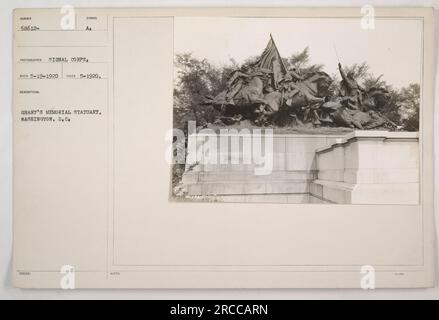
181, 130, 419, 204
309, 131, 419, 204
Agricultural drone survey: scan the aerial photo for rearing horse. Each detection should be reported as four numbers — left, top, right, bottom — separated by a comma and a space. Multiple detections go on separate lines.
232, 73, 269, 106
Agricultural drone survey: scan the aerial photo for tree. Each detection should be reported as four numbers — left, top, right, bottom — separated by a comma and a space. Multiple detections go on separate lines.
174, 53, 229, 131
363, 74, 387, 91
398, 83, 420, 131
341, 62, 370, 81
288, 47, 310, 69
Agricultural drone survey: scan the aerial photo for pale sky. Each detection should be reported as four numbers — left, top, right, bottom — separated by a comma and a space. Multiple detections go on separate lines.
174, 17, 422, 88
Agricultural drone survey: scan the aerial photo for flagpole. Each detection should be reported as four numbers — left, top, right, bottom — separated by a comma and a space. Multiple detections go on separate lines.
333, 44, 341, 64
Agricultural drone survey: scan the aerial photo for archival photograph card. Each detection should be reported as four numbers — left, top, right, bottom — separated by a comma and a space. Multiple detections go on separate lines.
12, 7, 436, 288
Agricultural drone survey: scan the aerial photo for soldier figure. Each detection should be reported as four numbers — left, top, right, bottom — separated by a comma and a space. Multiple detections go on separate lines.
287, 67, 304, 82
279, 67, 322, 105
225, 65, 252, 104
279, 67, 302, 96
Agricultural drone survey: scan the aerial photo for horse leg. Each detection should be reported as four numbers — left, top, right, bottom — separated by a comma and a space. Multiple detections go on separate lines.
312, 110, 322, 126
303, 107, 310, 122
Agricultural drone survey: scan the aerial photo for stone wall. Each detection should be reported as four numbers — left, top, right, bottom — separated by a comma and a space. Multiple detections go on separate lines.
310, 131, 419, 204
182, 132, 345, 203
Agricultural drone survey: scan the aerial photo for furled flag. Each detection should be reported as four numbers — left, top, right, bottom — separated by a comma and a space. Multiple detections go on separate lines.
253, 34, 287, 87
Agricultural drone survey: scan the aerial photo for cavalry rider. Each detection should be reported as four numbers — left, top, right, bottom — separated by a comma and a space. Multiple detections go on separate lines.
279, 67, 302, 96
225, 65, 252, 104
279, 67, 322, 104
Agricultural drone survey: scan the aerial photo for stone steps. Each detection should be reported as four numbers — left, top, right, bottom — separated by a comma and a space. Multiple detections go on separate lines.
187, 193, 313, 204
183, 169, 315, 196
182, 170, 316, 184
